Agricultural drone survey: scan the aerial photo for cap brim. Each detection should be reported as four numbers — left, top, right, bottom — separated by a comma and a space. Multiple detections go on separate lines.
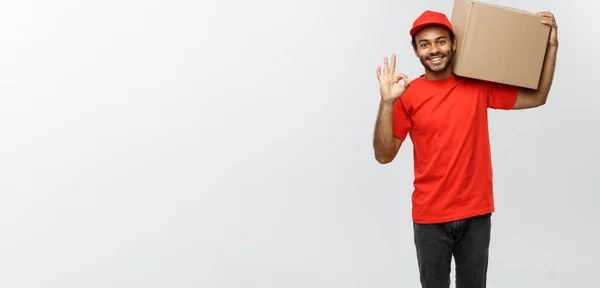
410, 22, 453, 37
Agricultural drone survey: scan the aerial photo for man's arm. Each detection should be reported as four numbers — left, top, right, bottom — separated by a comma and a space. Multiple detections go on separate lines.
513, 11, 559, 110
373, 53, 412, 163
513, 44, 558, 109
373, 101, 402, 164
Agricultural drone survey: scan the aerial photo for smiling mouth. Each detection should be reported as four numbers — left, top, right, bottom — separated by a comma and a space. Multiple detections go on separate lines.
427, 56, 444, 64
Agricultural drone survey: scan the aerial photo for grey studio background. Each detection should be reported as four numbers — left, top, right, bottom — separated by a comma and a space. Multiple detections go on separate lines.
0, 0, 596, 287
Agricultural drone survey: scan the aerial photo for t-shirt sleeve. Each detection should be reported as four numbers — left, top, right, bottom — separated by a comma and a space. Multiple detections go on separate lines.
393, 99, 412, 141
485, 81, 519, 110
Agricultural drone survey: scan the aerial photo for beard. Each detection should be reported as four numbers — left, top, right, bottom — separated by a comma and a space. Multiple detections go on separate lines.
419, 50, 453, 72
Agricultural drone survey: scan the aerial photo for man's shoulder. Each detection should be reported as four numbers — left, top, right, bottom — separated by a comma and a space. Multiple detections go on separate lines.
454, 75, 486, 87
456, 75, 514, 90
404, 75, 428, 93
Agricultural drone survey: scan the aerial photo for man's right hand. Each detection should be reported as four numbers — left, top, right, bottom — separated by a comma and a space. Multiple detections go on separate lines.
377, 54, 412, 104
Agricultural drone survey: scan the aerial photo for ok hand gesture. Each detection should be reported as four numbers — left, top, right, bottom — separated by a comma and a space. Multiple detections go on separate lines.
377, 54, 411, 104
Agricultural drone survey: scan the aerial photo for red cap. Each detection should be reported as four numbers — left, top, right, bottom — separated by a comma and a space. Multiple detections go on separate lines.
409, 10, 454, 37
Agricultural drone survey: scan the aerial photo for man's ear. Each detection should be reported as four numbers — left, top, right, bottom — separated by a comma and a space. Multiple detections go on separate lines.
452, 38, 457, 52
412, 41, 419, 57
411, 38, 419, 57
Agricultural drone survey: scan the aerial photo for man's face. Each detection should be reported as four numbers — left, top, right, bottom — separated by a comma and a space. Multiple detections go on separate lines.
413, 26, 456, 72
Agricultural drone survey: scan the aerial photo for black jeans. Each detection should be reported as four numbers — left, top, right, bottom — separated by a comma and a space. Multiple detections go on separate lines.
413, 213, 492, 288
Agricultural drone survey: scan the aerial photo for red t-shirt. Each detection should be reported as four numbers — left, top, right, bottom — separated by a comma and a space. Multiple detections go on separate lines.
393, 73, 518, 224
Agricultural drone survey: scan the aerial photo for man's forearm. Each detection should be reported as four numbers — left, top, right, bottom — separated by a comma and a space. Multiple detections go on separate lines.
373, 101, 398, 162
535, 44, 558, 105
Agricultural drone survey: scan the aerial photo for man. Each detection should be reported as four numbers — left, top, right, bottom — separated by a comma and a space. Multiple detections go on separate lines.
372, 9, 558, 288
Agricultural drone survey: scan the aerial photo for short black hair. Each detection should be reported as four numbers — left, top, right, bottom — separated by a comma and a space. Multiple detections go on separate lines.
411, 26, 455, 50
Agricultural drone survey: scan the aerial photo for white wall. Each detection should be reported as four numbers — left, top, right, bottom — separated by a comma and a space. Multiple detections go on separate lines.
0, 0, 596, 287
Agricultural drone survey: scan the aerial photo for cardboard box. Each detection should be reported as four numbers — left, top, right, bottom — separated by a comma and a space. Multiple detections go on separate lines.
450, 0, 551, 89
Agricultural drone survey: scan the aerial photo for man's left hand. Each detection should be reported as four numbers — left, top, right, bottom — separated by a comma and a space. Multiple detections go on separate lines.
537, 11, 558, 47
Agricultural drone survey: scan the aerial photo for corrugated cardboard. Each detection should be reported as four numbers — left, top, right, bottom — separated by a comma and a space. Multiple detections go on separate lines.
450, 0, 551, 89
